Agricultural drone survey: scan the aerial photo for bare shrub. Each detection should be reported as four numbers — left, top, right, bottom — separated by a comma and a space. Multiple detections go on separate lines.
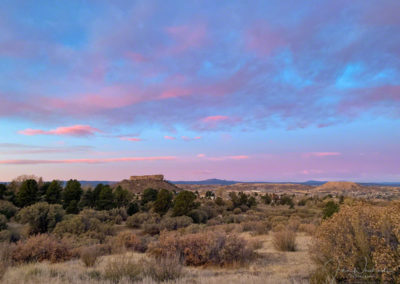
103, 256, 142, 282
312, 202, 400, 283
241, 221, 271, 235
113, 231, 148, 253
273, 229, 297, 251
11, 234, 71, 263
160, 216, 193, 231
149, 231, 255, 266
142, 256, 183, 281
80, 246, 100, 267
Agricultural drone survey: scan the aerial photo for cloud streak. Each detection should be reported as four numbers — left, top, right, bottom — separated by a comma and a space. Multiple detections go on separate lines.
19, 125, 101, 137
0, 156, 176, 165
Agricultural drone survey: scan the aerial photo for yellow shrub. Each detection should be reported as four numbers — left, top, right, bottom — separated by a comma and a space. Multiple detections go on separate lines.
312, 202, 400, 283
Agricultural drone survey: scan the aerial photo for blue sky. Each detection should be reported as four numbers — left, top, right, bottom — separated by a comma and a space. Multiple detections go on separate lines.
0, 0, 399, 181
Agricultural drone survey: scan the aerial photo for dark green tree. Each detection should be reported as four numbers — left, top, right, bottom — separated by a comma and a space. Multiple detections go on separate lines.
96, 185, 115, 210
141, 188, 158, 205
93, 184, 103, 202
172, 190, 198, 216
153, 189, 173, 215
247, 196, 257, 207
38, 182, 50, 201
79, 188, 95, 209
113, 186, 131, 207
0, 184, 6, 199
238, 192, 248, 206
66, 200, 79, 214
17, 179, 38, 207
62, 179, 83, 213
323, 201, 340, 219
127, 202, 139, 216
205, 191, 215, 199
45, 180, 63, 204
261, 193, 272, 205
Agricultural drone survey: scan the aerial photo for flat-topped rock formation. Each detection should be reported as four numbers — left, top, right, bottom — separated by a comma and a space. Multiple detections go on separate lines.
130, 175, 164, 181
116, 174, 180, 193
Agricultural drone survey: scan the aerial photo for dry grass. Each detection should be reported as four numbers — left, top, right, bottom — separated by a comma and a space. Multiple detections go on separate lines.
272, 230, 297, 251
2, 233, 315, 284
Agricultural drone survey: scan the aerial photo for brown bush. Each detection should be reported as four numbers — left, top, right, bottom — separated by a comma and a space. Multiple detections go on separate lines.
113, 231, 148, 253
11, 234, 71, 263
142, 256, 183, 281
311, 202, 400, 283
149, 231, 254, 266
241, 221, 271, 235
272, 229, 296, 251
80, 246, 100, 267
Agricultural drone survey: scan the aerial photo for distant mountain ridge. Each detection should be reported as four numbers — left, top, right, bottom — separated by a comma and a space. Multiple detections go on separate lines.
1, 179, 400, 187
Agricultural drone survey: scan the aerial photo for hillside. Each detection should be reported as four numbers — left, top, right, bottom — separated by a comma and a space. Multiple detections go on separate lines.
115, 175, 181, 193
314, 181, 361, 192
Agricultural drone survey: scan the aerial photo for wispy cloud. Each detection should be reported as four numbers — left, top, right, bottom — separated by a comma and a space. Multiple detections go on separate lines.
0, 156, 176, 165
19, 125, 101, 137
0, 143, 93, 154
164, 136, 176, 140
182, 136, 201, 141
197, 154, 249, 161
119, 137, 142, 142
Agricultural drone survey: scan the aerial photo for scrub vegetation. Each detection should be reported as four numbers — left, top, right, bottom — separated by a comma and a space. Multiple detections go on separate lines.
0, 175, 398, 283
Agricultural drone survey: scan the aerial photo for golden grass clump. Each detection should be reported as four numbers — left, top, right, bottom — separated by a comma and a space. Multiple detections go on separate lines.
272, 229, 297, 251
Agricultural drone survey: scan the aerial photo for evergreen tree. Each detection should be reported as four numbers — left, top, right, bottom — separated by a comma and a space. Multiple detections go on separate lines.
62, 179, 82, 213
66, 200, 79, 214
96, 185, 115, 210
0, 184, 6, 199
45, 180, 62, 204
113, 186, 131, 207
127, 202, 139, 215
172, 190, 198, 216
153, 189, 173, 215
141, 188, 158, 205
79, 188, 95, 209
17, 179, 38, 207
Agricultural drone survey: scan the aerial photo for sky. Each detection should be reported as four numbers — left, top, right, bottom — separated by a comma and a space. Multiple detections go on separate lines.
0, 0, 399, 182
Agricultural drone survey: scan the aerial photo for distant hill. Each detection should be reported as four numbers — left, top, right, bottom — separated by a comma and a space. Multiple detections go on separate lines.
116, 175, 180, 193
172, 179, 238, 185
314, 181, 361, 192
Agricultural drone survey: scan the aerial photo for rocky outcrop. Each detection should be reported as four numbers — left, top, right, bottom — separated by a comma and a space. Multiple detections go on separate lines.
130, 175, 164, 181
115, 175, 180, 193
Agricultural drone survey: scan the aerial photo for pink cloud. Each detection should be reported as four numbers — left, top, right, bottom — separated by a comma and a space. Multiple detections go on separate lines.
119, 137, 142, 142
202, 115, 229, 122
159, 88, 191, 99
0, 156, 176, 165
182, 136, 202, 141
19, 125, 101, 137
164, 136, 176, 140
197, 153, 205, 158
